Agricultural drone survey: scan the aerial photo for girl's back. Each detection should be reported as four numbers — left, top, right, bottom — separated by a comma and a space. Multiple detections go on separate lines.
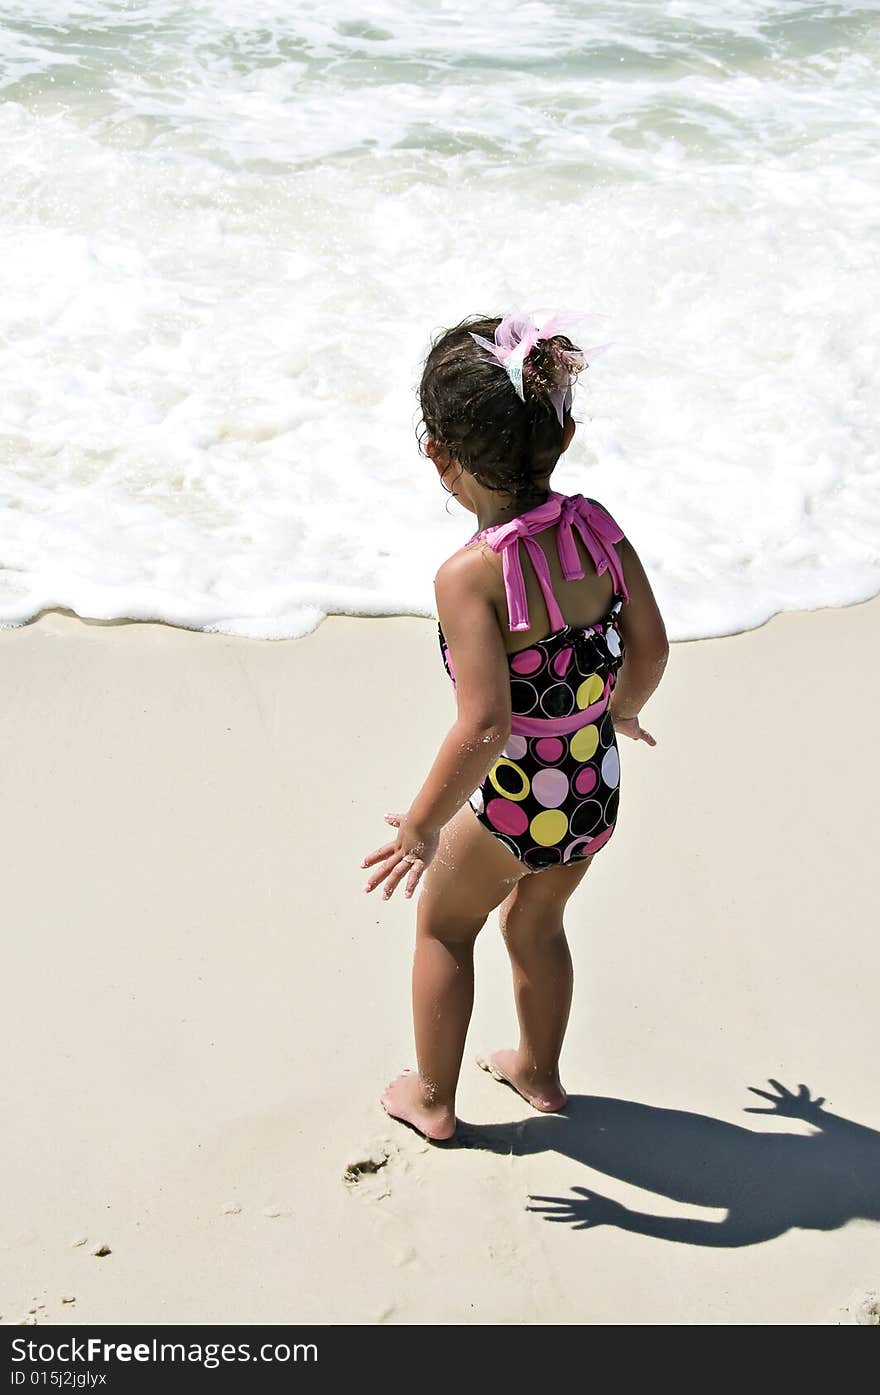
472, 511, 617, 654
437, 488, 630, 871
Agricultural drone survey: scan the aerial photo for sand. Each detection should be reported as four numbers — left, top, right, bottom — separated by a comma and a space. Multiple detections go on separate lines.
1, 601, 878, 1326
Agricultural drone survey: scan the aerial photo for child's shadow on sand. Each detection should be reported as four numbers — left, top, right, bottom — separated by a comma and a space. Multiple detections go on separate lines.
459, 1080, 880, 1247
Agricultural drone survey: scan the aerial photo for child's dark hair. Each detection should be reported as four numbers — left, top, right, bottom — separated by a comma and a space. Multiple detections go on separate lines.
417, 315, 584, 499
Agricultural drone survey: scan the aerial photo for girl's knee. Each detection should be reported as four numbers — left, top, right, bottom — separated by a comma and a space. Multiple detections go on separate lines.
418, 907, 486, 948
500, 898, 565, 945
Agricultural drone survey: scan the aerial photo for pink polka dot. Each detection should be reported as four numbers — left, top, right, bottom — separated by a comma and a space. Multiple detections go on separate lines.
510, 648, 542, 675
588, 825, 615, 854
531, 768, 569, 808
534, 737, 565, 764
563, 824, 615, 862
574, 765, 598, 796
551, 646, 574, 678
485, 798, 529, 837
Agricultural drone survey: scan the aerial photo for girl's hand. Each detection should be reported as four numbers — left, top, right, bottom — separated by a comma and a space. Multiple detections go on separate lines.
361, 813, 440, 901
613, 714, 656, 746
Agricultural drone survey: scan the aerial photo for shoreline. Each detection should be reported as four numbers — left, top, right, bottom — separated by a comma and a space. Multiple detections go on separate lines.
1, 599, 878, 1325
3, 584, 880, 644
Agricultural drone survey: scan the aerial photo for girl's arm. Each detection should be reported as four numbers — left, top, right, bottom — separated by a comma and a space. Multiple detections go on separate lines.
362, 547, 511, 900
409, 548, 512, 828
611, 538, 669, 743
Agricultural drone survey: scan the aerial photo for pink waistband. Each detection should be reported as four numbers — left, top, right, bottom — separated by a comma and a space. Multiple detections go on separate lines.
508, 678, 611, 736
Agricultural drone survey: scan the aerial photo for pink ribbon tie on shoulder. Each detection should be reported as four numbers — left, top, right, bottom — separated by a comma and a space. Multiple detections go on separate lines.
477, 492, 629, 632
558, 494, 628, 589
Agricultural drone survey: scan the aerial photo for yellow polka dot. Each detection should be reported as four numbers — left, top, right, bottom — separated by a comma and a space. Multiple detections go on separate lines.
576, 674, 605, 709
488, 758, 530, 802
570, 723, 599, 762
530, 809, 569, 846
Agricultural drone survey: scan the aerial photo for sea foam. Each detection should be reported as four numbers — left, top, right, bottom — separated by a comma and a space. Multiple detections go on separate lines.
1, 1, 878, 640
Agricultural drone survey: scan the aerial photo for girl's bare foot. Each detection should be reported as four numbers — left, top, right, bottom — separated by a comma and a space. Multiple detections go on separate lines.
381, 1070, 457, 1141
477, 1050, 567, 1113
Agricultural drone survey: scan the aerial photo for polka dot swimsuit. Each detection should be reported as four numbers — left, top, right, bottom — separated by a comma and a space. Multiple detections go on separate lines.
438, 491, 629, 872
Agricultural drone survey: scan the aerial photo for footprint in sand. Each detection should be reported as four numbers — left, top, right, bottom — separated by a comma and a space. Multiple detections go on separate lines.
343, 1142, 395, 1190
851, 1292, 880, 1325
828, 1290, 880, 1325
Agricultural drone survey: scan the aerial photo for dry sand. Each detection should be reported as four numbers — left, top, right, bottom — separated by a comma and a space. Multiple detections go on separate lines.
1, 601, 878, 1326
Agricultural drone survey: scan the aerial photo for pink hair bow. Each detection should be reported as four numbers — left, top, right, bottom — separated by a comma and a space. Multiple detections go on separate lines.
469, 308, 609, 426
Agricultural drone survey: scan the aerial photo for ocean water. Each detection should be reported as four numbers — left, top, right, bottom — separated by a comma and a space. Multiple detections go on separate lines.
1, 0, 878, 640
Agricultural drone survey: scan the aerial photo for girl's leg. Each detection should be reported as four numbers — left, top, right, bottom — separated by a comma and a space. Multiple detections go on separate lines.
481, 857, 592, 1112
382, 803, 528, 1140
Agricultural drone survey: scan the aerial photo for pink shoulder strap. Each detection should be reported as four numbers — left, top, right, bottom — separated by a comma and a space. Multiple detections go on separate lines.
473, 492, 629, 633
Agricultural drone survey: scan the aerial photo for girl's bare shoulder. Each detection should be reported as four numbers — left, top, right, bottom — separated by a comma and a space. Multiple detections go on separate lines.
434, 537, 500, 589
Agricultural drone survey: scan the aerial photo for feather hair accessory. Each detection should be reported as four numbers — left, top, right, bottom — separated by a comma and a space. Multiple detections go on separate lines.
469, 308, 609, 426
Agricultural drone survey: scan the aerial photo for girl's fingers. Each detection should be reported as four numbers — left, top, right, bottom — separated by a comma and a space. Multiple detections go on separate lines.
384, 813, 402, 827
614, 717, 656, 746
363, 855, 399, 893
361, 840, 398, 868
381, 859, 410, 901
404, 859, 425, 899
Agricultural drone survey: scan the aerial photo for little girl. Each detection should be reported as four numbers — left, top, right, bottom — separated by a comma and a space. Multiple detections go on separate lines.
362, 310, 668, 1142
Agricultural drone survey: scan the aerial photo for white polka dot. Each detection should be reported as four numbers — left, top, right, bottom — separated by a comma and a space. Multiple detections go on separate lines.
502, 735, 528, 760
601, 746, 620, 789
606, 629, 621, 658
470, 787, 485, 815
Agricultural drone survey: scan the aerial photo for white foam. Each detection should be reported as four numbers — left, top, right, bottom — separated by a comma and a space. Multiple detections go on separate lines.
1, 2, 878, 640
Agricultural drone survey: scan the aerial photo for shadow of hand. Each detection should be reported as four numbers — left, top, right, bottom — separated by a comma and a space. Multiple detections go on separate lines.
745, 1079, 826, 1124
528, 1186, 631, 1231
